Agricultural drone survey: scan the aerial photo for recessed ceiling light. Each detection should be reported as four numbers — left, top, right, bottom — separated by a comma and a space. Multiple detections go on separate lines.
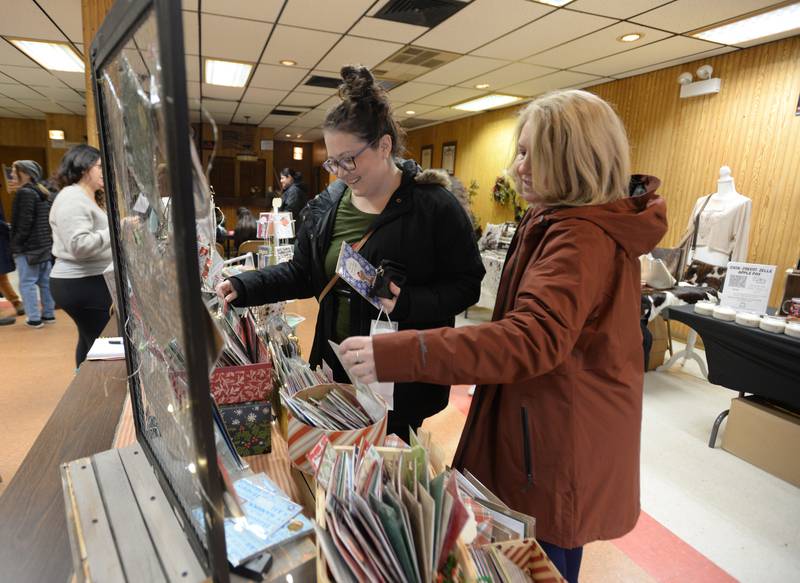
618, 33, 643, 43
279, 59, 297, 67
204, 58, 252, 87
285, 133, 292, 137
297, 134, 302, 138
453, 94, 522, 112
405, 110, 416, 115
9, 39, 84, 72
475, 83, 490, 89
49, 129, 65, 140
530, 0, 573, 7
691, 1, 800, 45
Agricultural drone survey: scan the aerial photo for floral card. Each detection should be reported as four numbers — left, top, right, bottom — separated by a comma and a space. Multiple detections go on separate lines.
336, 242, 382, 310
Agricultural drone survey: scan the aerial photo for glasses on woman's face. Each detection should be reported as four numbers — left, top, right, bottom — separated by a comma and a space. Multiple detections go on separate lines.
322, 138, 378, 174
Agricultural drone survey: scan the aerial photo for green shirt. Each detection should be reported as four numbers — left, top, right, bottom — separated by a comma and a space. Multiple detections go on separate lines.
323, 189, 378, 341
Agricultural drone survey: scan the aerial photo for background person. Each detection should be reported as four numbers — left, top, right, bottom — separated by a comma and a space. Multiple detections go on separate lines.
340, 90, 668, 582
49, 145, 112, 366
217, 65, 484, 441
278, 167, 309, 220
10, 160, 55, 328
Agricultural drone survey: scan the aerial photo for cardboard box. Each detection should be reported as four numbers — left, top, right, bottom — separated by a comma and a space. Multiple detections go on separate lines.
647, 316, 669, 370
722, 397, 800, 487
210, 361, 273, 405
219, 400, 272, 456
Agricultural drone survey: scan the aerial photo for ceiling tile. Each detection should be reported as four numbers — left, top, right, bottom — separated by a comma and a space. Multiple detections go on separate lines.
502, 70, 602, 97
37, 0, 84, 42
53, 71, 85, 89
457, 62, 556, 90
0, 96, 21, 106
631, 0, 783, 34
201, 83, 245, 100
202, 0, 282, 22
260, 114, 296, 128
0, 39, 38, 67
416, 0, 553, 54
0, 85, 47, 99
242, 86, 289, 105
317, 37, 403, 72
318, 95, 342, 110
211, 112, 232, 125
574, 36, 724, 77
0, 107, 24, 117
232, 114, 267, 125
280, 0, 374, 33
388, 82, 445, 104
298, 128, 323, 141
525, 22, 672, 70
0, 2, 66, 41
43, 86, 84, 102
568, 0, 671, 19
261, 26, 341, 69
422, 108, 471, 122
394, 103, 439, 115
284, 116, 321, 129
202, 14, 272, 61
26, 99, 72, 114
1, 66, 64, 87
182, 0, 198, 10
414, 56, 510, 86
297, 108, 329, 124
185, 54, 202, 82
418, 87, 485, 107
188, 98, 201, 109
350, 16, 428, 44
183, 10, 200, 55
200, 99, 238, 114
573, 76, 616, 89
187, 82, 200, 99
472, 9, 617, 61
613, 46, 737, 79
281, 91, 327, 108
250, 64, 309, 90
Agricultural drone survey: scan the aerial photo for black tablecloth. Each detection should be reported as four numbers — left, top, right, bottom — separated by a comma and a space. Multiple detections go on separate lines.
665, 305, 800, 410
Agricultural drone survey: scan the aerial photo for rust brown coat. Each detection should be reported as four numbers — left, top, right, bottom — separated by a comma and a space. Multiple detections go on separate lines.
373, 187, 668, 548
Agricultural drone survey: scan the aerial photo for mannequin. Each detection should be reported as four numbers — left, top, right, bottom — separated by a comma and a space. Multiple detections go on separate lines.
685, 166, 752, 267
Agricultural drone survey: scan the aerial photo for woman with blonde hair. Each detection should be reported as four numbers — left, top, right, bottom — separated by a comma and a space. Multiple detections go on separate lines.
341, 89, 668, 582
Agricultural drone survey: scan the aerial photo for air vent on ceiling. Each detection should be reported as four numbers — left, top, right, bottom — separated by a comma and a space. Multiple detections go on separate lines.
375, 0, 469, 28
374, 46, 461, 83
304, 75, 341, 89
400, 117, 436, 129
270, 108, 301, 116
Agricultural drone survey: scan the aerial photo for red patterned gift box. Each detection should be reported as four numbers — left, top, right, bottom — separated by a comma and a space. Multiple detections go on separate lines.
210, 361, 273, 405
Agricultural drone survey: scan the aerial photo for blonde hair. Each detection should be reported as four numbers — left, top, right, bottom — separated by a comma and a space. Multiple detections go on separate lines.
512, 89, 630, 207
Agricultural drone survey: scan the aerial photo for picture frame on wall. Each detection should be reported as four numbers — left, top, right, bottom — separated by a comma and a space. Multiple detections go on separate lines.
441, 141, 456, 175
420, 144, 433, 170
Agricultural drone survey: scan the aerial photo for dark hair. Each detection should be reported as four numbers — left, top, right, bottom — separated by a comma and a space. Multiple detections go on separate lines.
323, 65, 406, 157
234, 207, 257, 250
280, 167, 303, 182
56, 144, 101, 188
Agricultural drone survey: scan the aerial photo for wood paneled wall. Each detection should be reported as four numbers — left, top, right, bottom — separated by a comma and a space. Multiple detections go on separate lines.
45, 114, 88, 176
590, 36, 800, 307
81, 0, 115, 147
274, 141, 313, 193
407, 36, 800, 308
405, 109, 519, 228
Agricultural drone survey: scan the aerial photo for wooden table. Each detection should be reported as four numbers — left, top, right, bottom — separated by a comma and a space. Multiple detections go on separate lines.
0, 358, 128, 583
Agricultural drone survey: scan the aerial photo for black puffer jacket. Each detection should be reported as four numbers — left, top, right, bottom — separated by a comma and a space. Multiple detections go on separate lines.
231, 160, 485, 422
11, 182, 52, 256
280, 182, 309, 220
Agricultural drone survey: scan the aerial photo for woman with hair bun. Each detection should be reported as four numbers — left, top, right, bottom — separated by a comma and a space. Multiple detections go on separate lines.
217, 65, 485, 440
49, 144, 113, 367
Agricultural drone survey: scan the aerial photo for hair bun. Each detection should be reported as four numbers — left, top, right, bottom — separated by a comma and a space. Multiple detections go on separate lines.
339, 65, 378, 102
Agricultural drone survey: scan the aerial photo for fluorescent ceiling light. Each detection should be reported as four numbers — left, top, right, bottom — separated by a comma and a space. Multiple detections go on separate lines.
475, 83, 490, 89
10, 39, 84, 72
280, 59, 297, 66
49, 130, 65, 140
204, 59, 252, 87
405, 110, 416, 115
692, 2, 800, 45
530, 0, 573, 7
453, 94, 522, 112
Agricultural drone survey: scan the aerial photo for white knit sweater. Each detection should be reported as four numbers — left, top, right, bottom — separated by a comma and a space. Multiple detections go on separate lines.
50, 184, 113, 278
